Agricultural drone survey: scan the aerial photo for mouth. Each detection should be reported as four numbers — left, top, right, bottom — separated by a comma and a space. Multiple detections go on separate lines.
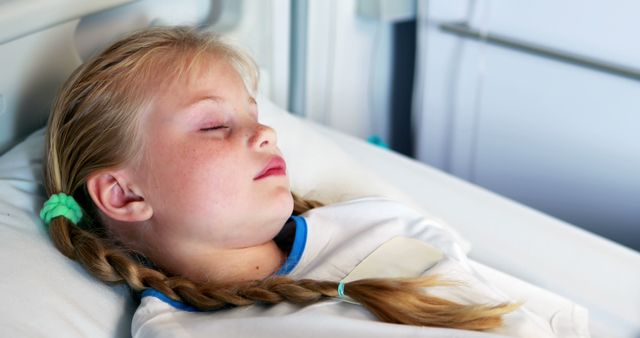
254, 156, 287, 180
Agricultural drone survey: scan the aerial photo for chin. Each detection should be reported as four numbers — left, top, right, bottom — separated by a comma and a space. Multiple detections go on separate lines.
260, 187, 294, 228
260, 196, 294, 244
272, 189, 294, 222
280, 189, 295, 215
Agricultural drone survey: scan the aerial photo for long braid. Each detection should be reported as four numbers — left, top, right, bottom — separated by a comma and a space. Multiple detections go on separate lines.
49, 207, 515, 329
47, 202, 515, 329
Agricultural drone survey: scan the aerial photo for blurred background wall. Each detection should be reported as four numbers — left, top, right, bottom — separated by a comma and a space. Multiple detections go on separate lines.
69, 0, 640, 251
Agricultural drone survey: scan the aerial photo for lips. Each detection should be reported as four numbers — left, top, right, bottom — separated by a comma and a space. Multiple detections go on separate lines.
254, 156, 287, 180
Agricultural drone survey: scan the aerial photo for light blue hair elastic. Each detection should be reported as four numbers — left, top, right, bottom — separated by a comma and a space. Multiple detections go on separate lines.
337, 282, 346, 298
40, 192, 83, 226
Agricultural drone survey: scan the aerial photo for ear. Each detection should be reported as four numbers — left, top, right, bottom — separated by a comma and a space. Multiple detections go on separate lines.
86, 170, 153, 222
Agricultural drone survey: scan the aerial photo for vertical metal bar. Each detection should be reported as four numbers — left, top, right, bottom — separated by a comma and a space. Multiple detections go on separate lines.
439, 21, 640, 82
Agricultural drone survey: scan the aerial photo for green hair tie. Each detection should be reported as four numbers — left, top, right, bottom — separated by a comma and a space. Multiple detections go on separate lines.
40, 192, 83, 226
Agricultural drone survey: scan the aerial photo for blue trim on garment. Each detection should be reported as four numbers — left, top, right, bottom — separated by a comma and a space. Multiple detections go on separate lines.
276, 215, 308, 275
141, 288, 200, 312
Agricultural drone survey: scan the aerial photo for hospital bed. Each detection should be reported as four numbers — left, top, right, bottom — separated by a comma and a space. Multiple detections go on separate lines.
0, 1, 639, 337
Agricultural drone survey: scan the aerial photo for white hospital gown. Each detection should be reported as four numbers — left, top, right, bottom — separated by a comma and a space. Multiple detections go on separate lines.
131, 197, 590, 338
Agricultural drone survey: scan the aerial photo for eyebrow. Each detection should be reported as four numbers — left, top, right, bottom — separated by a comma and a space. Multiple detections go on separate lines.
185, 95, 256, 108
179, 95, 258, 122
184, 95, 222, 108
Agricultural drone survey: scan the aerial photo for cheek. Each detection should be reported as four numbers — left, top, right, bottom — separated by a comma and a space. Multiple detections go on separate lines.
150, 144, 243, 215
185, 168, 239, 213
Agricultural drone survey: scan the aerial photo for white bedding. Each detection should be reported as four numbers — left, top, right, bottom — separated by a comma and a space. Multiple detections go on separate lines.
3, 97, 635, 337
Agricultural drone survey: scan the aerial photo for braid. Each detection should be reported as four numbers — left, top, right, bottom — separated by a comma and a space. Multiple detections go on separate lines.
344, 277, 518, 330
167, 276, 516, 330
49, 213, 515, 330
48, 216, 164, 287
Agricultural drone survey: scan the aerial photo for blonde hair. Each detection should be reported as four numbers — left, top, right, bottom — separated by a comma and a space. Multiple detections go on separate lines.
43, 26, 516, 330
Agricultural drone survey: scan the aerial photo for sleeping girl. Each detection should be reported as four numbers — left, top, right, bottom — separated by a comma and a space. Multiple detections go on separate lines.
40, 26, 585, 337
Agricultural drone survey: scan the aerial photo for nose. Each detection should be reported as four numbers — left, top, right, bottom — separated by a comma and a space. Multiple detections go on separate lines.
249, 123, 277, 150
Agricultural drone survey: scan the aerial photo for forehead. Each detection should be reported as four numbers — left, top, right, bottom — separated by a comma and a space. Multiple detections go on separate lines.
153, 55, 249, 108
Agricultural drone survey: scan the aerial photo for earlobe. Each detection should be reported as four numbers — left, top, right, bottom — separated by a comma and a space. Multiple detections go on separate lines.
86, 171, 153, 222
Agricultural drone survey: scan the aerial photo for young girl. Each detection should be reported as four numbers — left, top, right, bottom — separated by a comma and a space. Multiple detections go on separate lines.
40, 26, 578, 337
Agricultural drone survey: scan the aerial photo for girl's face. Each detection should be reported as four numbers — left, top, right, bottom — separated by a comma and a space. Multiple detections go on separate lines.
132, 57, 293, 262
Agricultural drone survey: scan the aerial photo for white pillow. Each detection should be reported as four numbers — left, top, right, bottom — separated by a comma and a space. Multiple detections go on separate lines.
0, 129, 135, 338
0, 99, 467, 337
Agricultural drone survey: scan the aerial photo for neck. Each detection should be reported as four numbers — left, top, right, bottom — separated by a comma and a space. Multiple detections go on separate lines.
152, 240, 286, 284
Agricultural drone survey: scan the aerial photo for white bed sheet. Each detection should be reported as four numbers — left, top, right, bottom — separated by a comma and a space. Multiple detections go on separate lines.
1, 94, 638, 337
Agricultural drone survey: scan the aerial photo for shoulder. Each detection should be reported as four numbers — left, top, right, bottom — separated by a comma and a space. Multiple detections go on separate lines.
301, 196, 439, 231
299, 196, 469, 260
299, 195, 446, 244
132, 293, 183, 337
303, 196, 425, 218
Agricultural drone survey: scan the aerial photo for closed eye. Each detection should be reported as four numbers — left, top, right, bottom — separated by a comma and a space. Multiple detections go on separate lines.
200, 125, 229, 132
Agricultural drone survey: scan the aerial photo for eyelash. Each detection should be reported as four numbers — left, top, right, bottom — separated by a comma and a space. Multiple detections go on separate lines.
200, 125, 229, 132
